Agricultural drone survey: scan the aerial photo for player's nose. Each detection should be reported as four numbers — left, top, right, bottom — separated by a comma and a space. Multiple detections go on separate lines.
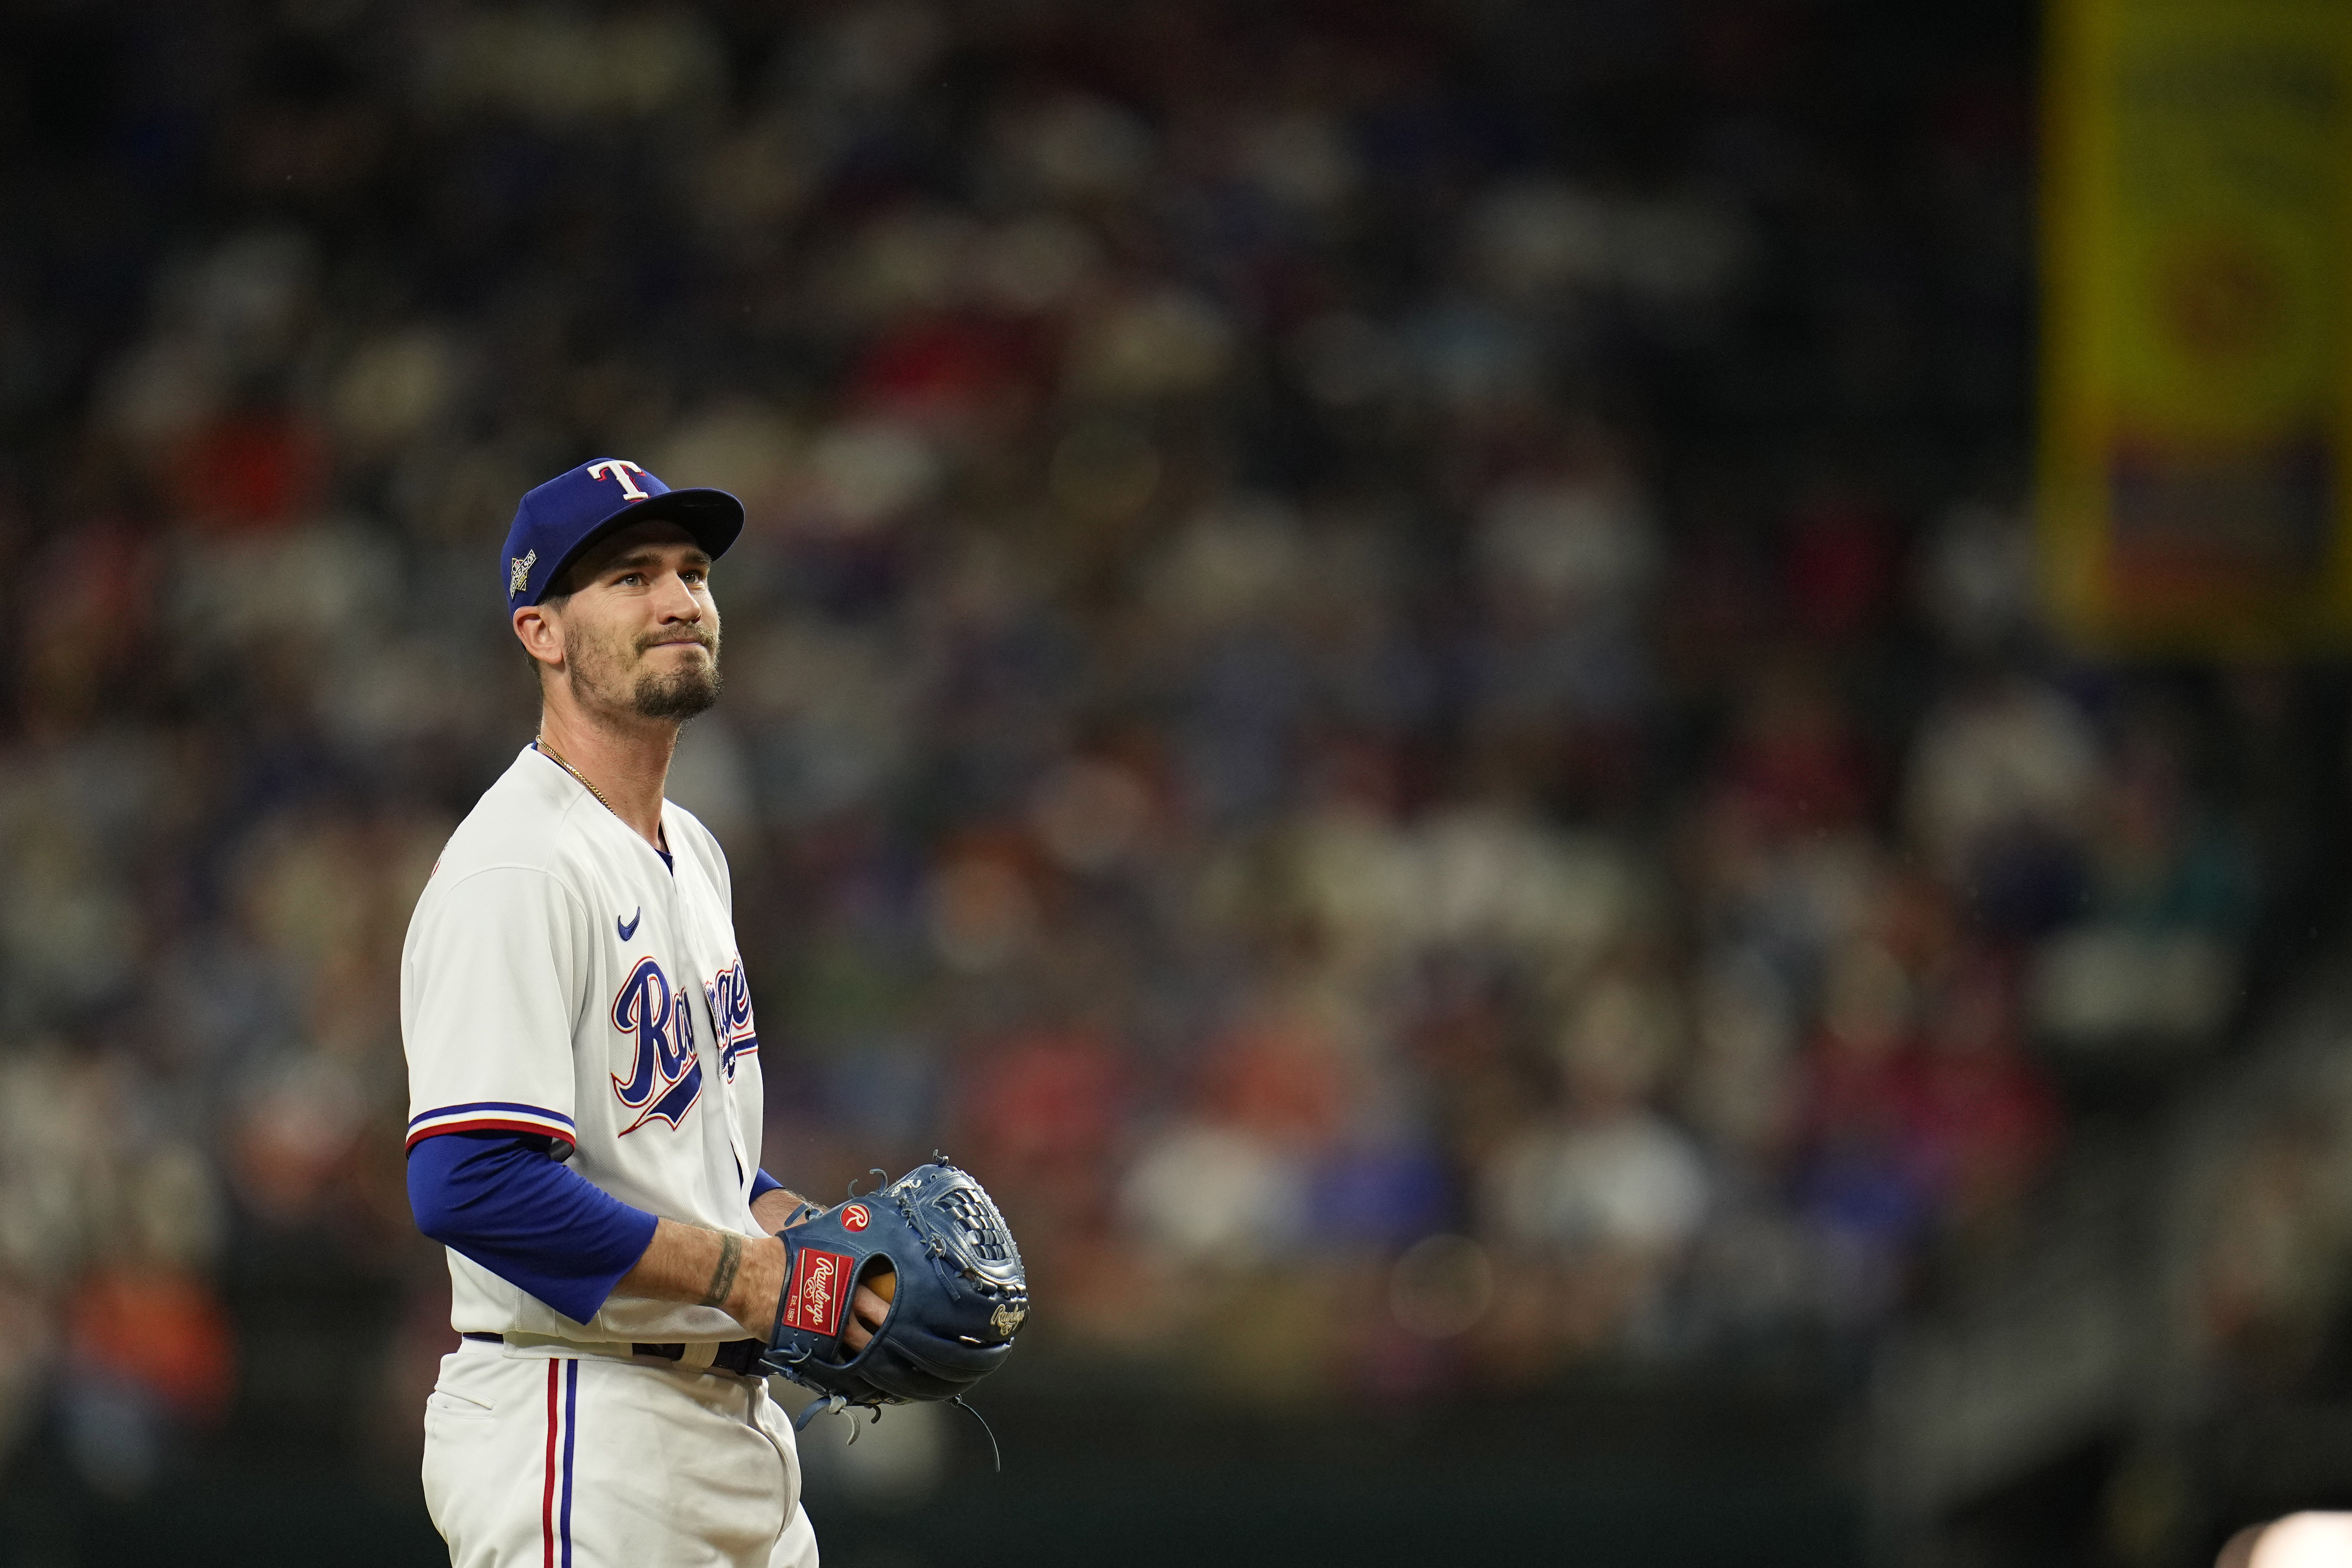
651, 569, 705, 621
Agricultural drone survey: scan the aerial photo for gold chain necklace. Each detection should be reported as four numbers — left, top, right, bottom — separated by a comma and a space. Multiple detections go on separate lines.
534, 736, 620, 818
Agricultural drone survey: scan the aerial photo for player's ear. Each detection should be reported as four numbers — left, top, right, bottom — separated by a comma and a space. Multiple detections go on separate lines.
513, 603, 563, 672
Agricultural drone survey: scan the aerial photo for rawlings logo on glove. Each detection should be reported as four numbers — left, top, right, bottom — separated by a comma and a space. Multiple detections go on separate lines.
763, 1158, 1027, 1437
780, 1247, 854, 1337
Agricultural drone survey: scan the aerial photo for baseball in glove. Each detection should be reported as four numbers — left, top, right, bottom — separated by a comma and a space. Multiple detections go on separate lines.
763, 1158, 1027, 1447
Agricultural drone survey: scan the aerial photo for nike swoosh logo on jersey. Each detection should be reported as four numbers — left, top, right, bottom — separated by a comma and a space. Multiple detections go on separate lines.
618, 908, 641, 941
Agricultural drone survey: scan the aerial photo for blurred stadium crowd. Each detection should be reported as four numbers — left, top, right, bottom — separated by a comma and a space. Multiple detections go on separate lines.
0, 0, 2344, 1501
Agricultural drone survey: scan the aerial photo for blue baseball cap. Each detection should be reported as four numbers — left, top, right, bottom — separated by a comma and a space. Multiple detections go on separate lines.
502, 459, 745, 609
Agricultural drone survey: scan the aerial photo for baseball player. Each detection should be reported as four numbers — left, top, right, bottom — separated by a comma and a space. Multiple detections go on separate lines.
402, 458, 885, 1568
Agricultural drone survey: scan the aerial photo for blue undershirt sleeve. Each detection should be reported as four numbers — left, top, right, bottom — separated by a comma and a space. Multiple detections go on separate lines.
749, 1168, 784, 1204
407, 1130, 660, 1324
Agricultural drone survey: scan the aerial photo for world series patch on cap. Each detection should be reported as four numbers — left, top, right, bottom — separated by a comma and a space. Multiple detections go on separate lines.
502, 458, 745, 609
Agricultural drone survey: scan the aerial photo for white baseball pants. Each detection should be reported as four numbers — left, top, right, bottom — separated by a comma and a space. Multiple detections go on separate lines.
422, 1338, 819, 1568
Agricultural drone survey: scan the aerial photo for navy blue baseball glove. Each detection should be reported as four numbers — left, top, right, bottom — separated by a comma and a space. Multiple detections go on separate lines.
763, 1159, 1027, 1432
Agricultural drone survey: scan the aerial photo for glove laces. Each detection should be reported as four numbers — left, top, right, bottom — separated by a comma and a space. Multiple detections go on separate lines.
787, 1390, 1002, 1473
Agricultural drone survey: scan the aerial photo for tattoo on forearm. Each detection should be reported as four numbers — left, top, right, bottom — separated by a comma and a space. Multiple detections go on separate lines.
700, 1232, 743, 1309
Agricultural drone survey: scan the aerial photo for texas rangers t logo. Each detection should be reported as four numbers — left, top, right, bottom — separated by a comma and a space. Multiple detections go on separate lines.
610, 956, 702, 1133
586, 458, 651, 500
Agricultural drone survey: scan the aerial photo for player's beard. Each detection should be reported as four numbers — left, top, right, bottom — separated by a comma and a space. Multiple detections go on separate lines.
632, 627, 722, 720
570, 623, 723, 722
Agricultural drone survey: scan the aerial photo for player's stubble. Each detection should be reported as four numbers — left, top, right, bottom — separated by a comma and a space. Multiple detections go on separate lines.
566, 615, 723, 724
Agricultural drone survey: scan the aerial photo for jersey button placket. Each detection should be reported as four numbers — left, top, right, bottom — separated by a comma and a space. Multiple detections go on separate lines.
667, 827, 753, 1199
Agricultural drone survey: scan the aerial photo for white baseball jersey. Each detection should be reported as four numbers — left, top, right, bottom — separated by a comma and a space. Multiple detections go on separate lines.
402, 744, 767, 1343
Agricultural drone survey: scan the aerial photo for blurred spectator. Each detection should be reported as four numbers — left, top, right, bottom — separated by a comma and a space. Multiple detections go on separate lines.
1480, 974, 1709, 1366
2198, 1112, 2352, 1395
1796, 939, 1932, 1322
1907, 677, 2101, 931
2029, 719, 2256, 1056
1712, 663, 1875, 841
1121, 1120, 1310, 1270
1680, 946, 1801, 1163
1905, 955, 2059, 1237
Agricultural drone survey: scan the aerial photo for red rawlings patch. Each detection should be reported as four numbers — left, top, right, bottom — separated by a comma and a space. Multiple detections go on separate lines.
781, 1246, 854, 1337
840, 1203, 871, 1232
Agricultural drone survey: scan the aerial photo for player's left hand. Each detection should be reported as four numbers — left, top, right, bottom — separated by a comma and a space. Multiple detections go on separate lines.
842, 1284, 890, 1352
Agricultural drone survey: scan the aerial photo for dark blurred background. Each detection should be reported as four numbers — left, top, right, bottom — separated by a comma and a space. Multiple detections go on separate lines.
1, 2, 2350, 1565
